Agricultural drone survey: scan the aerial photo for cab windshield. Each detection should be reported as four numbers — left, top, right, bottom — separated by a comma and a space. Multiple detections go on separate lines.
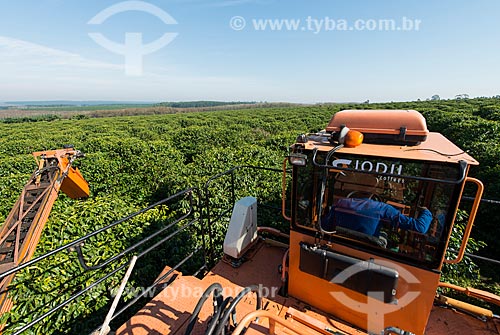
294, 152, 464, 270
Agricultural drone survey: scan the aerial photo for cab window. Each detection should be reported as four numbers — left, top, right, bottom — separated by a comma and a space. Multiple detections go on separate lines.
294, 152, 462, 269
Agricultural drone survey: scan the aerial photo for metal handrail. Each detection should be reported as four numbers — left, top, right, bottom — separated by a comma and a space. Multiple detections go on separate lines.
0, 187, 198, 281
204, 165, 286, 188
1, 187, 204, 335
2, 165, 289, 334
73, 191, 195, 271
202, 165, 288, 261
91, 246, 204, 335
448, 248, 500, 265
461, 196, 500, 205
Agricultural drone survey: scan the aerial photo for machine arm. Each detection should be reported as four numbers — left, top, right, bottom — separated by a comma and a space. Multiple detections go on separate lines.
0, 148, 89, 314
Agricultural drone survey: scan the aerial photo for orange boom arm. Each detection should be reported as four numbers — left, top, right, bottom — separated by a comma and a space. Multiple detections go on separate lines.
0, 148, 89, 314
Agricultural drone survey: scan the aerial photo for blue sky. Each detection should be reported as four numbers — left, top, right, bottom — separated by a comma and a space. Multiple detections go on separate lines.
0, 0, 499, 102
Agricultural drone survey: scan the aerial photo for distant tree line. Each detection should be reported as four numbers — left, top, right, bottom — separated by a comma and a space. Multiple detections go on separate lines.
154, 101, 257, 108
0, 114, 61, 123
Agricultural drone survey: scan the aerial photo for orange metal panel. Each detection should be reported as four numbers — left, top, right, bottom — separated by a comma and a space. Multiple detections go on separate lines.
288, 231, 440, 335
118, 239, 498, 334
60, 167, 90, 199
32, 148, 90, 199
301, 132, 478, 165
326, 110, 429, 137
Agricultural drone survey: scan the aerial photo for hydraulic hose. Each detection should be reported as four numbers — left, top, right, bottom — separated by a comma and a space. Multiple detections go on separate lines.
212, 285, 262, 335
205, 296, 233, 335
184, 283, 223, 335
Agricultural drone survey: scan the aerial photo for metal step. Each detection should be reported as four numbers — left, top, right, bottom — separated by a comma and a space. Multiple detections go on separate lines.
23, 195, 39, 203
0, 247, 13, 254
4, 235, 16, 243
22, 211, 37, 221
25, 183, 51, 191
1, 231, 27, 247
0, 257, 15, 265
0, 244, 14, 264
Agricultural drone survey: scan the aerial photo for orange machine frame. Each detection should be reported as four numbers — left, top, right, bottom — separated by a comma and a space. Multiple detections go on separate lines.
0, 148, 89, 315
286, 128, 483, 334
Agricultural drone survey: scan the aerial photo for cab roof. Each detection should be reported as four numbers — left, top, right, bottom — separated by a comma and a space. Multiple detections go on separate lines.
298, 132, 479, 165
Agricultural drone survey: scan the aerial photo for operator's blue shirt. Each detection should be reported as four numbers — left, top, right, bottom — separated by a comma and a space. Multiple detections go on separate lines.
323, 198, 432, 236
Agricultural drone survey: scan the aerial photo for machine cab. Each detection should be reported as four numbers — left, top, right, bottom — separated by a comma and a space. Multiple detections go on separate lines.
286, 110, 483, 335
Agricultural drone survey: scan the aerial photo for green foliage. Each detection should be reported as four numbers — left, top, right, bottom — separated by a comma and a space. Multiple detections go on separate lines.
440, 210, 500, 312
441, 210, 486, 285
0, 98, 499, 332
0, 107, 312, 333
1, 114, 61, 124
475, 104, 500, 121
1, 197, 138, 334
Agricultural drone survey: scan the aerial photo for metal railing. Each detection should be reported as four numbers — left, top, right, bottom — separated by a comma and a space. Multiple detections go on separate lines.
202, 165, 289, 262
0, 165, 288, 334
0, 187, 205, 335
